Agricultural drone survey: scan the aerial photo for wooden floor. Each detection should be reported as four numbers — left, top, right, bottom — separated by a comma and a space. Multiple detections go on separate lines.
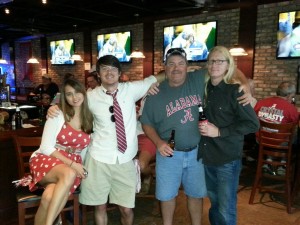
5, 160, 300, 225
79, 160, 300, 225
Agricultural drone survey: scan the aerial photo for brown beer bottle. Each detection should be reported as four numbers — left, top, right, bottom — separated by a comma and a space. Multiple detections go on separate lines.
167, 129, 175, 157
15, 106, 22, 129
198, 105, 208, 125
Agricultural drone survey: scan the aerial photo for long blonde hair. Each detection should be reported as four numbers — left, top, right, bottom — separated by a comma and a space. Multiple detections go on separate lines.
204, 46, 236, 99
59, 78, 93, 134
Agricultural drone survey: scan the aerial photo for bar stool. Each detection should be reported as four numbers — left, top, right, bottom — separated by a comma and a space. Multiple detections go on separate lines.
249, 120, 298, 213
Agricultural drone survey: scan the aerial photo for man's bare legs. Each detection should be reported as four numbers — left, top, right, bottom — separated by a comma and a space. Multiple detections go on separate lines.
95, 204, 108, 225
160, 197, 202, 225
95, 204, 133, 225
187, 197, 203, 225
160, 198, 176, 225
119, 206, 134, 225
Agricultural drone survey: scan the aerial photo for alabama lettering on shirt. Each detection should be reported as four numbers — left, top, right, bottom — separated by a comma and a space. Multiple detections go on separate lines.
166, 94, 203, 125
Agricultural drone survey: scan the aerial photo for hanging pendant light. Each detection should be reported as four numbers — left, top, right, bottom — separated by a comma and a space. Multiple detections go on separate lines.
229, 45, 248, 56
26, 40, 40, 64
69, 24, 83, 61
130, 49, 145, 59
129, 14, 145, 59
27, 57, 39, 64
0, 58, 8, 64
70, 53, 83, 61
0, 47, 8, 64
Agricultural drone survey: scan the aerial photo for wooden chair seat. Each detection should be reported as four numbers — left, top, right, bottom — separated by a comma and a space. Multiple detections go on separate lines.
249, 120, 298, 213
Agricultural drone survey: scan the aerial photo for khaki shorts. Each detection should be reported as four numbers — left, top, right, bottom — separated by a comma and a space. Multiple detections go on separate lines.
79, 153, 136, 208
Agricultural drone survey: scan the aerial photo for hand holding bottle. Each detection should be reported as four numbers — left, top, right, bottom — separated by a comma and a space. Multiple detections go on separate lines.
167, 129, 175, 157
156, 130, 175, 157
199, 122, 220, 138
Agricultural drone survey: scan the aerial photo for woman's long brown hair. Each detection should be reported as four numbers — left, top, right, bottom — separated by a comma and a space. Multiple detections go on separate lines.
59, 78, 93, 134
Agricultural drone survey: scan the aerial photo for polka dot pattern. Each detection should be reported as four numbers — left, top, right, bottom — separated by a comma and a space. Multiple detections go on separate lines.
29, 123, 91, 194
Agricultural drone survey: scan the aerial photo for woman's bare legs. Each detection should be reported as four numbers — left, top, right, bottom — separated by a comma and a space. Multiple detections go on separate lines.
138, 151, 155, 194
139, 150, 154, 176
34, 164, 77, 225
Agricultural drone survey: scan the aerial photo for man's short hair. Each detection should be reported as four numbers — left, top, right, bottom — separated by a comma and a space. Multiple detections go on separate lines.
96, 55, 121, 73
276, 81, 296, 97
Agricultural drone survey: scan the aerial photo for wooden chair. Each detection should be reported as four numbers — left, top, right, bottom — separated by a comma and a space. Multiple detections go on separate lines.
13, 133, 80, 225
249, 120, 298, 213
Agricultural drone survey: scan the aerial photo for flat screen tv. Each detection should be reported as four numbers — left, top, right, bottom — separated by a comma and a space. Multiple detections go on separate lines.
50, 39, 75, 65
163, 21, 217, 62
276, 10, 300, 59
97, 31, 131, 63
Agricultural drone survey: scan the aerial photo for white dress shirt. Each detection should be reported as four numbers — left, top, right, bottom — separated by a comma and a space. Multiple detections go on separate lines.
87, 76, 157, 164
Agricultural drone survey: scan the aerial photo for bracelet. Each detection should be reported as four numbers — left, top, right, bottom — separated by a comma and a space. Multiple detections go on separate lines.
70, 161, 74, 167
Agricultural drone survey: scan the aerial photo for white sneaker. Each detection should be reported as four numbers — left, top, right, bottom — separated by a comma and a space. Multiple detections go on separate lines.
277, 166, 286, 176
262, 163, 276, 175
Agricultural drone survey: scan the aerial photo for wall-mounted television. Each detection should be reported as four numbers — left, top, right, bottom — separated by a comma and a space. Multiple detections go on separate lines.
50, 39, 75, 65
97, 31, 131, 63
163, 21, 217, 62
276, 10, 300, 59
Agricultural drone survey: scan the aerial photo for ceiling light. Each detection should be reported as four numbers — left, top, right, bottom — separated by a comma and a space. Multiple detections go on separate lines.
0, 47, 8, 64
42, 0, 47, 4
4, 8, 10, 14
229, 45, 248, 56
130, 49, 145, 59
70, 53, 83, 61
27, 57, 39, 64
0, 58, 8, 64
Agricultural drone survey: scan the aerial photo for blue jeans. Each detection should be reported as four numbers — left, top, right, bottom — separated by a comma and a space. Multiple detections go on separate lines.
205, 159, 242, 225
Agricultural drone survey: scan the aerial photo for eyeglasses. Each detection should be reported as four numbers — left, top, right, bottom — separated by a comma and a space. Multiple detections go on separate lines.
109, 106, 115, 122
100, 66, 119, 73
165, 48, 187, 59
207, 60, 228, 65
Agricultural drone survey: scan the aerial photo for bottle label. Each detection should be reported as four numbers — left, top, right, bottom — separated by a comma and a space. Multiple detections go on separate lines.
199, 119, 208, 125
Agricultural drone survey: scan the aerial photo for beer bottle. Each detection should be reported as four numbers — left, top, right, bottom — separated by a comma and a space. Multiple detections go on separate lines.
198, 105, 208, 125
167, 129, 175, 157
15, 106, 22, 129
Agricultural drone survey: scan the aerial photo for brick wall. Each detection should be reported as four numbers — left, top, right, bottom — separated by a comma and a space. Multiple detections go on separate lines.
254, 1, 300, 104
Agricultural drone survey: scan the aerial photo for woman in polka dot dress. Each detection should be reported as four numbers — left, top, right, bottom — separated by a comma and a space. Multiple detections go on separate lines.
28, 78, 93, 225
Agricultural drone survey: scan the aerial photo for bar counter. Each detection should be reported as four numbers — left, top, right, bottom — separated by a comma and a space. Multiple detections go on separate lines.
0, 124, 43, 221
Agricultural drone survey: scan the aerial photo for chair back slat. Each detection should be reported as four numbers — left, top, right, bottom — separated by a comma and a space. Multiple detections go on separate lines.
13, 135, 42, 178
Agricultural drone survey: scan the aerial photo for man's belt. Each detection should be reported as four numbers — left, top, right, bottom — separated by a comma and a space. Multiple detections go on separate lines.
175, 145, 197, 152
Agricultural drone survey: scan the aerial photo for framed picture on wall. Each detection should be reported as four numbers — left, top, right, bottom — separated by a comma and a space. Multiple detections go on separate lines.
297, 65, 300, 94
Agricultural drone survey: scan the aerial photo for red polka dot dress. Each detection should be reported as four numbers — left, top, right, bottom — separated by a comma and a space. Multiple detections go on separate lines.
29, 123, 91, 194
